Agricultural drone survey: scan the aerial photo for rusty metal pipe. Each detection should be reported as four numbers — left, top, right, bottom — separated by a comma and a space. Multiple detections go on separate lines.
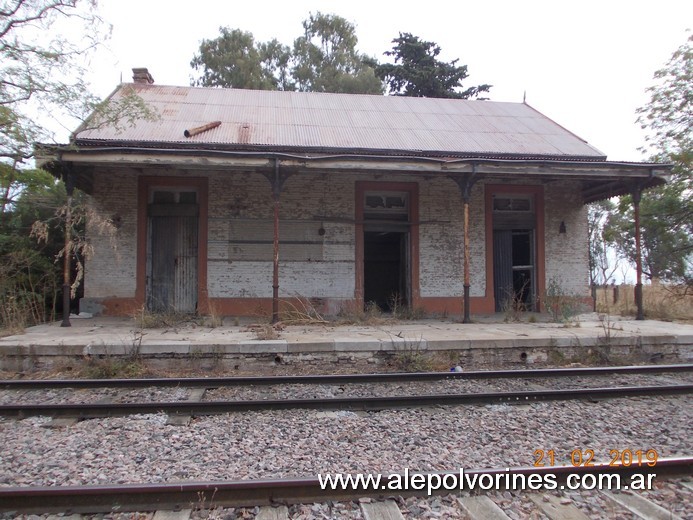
183, 121, 221, 138
463, 200, 471, 323
272, 159, 281, 323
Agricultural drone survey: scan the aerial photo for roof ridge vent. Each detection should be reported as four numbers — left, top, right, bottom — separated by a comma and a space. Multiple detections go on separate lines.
132, 68, 154, 84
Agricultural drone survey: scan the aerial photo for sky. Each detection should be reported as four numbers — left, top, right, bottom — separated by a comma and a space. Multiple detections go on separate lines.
81, 0, 692, 162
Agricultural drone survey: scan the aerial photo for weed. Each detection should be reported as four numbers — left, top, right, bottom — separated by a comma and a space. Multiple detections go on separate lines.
254, 323, 280, 340
544, 278, 583, 323
547, 348, 565, 365
280, 296, 329, 325
81, 357, 146, 378
204, 301, 224, 328
133, 306, 192, 329
337, 300, 388, 325
501, 290, 524, 323
392, 336, 432, 372
80, 330, 146, 378
597, 313, 622, 346
389, 294, 426, 320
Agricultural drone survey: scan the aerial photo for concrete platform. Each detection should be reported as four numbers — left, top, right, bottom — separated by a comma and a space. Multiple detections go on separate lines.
1, 314, 692, 372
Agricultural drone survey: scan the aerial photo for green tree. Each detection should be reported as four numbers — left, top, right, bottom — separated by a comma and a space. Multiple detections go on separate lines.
1, 1, 155, 328
189, 12, 381, 94
190, 28, 293, 90
0, 168, 65, 328
291, 12, 382, 94
1, 0, 156, 216
607, 35, 692, 283
376, 33, 491, 99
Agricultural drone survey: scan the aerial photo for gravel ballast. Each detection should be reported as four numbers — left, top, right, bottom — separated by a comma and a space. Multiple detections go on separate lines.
0, 394, 689, 488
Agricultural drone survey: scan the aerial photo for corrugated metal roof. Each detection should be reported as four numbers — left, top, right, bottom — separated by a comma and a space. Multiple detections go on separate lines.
76, 83, 606, 159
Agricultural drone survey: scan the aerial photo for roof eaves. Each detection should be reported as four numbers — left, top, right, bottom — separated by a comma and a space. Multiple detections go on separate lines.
72, 138, 609, 163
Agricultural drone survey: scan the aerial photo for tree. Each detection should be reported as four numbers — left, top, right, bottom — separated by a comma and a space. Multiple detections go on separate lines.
190, 28, 293, 90
607, 35, 692, 283
376, 33, 491, 99
0, 168, 65, 328
291, 12, 381, 94
2, 1, 94, 218
190, 12, 381, 94
1, 1, 156, 215
1, 1, 155, 327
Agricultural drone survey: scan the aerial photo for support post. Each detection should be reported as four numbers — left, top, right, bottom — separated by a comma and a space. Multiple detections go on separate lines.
264, 160, 292, 324
450, 168, 478, 323
61, 171, 75, 327
632, 185, 644, 320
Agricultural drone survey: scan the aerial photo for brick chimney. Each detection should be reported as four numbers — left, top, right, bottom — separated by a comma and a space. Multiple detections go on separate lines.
132, 68, 154, 84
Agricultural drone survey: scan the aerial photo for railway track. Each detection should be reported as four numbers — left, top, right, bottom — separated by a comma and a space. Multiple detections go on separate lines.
1, 363, 691, 419
0, 367, 690, 518
1, 383, 692, 419
0, 457, 690, 516
2, 363, 692, 389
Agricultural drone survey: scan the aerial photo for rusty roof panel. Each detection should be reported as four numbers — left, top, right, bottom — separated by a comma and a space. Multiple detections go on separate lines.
76, 84, 606, 158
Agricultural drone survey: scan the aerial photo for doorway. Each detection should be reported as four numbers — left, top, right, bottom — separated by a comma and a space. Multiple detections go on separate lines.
364, 231, 409, 311
361, 189, 412, 312
493, 229, 535, 311
492, 194, 536, 312
146, 189, 199, 313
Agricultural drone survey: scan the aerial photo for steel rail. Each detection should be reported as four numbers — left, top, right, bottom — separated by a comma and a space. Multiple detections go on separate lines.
0, 457, 690, 514
1, 384, 691, 419
2, 363, 691, 390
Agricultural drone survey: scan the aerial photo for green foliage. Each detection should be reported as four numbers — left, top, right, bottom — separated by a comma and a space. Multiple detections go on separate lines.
376, 33, 491, 99
544, 278, 582, 323
392, 336, 432, 372
1, 2, 154, 331
606, 35, 692, 283
1, 1, 108, 164
291, 12, 382, 94
191, 12, 381, 94
190, 28, 292, 90
0, 169, 66, 330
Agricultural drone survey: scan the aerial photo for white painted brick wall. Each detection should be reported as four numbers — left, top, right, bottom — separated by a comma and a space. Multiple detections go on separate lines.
84, 169, 590, 305
544, 181, 590, 297
84, 169, 138, 298
418, 178, 486, 297
207, 172, 355, 298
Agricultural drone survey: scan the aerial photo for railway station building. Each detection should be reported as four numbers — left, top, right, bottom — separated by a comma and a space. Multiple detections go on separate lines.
39, 69, 668, 320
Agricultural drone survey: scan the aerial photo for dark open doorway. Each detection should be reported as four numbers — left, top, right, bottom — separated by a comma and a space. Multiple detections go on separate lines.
493, 229, 535, 311
364, 231, 409, 311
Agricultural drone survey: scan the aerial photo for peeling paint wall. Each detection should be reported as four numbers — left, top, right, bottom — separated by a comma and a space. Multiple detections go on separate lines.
544, 180, 590, 297
83, 168, 589, 313
207, 172, 355, 299
84, 169, 138, 298
418, 178, 485, 297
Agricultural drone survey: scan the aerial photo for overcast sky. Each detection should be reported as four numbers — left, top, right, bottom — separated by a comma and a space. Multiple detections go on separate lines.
84, 0, 691, 162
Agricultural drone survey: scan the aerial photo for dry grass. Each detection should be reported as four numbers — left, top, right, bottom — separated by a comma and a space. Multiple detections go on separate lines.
279, 297, 329, 325
252, 323, 280, 340
336, 301, 392, 325
204, 301, 224, 328
595, 283, 693, 322
133, 306, 193, 329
